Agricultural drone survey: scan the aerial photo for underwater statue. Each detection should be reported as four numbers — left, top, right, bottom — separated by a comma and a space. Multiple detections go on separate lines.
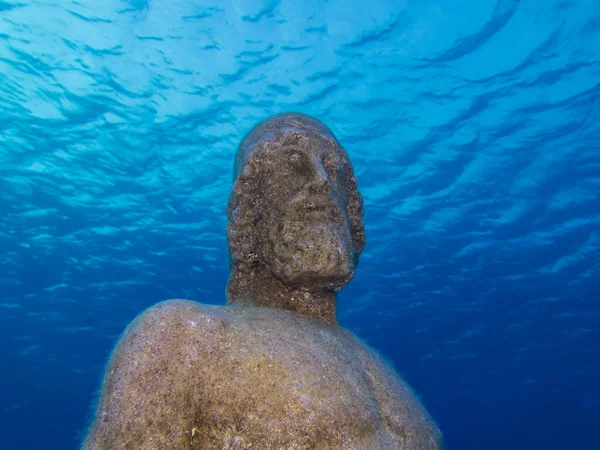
83, 113, 443, 449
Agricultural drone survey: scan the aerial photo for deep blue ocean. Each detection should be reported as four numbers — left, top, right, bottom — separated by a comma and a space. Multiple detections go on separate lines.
1, 0, 599, 449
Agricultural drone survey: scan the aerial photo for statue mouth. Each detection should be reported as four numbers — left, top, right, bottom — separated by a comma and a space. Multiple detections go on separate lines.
287, 196, 344, 221
303, 203, 338, 216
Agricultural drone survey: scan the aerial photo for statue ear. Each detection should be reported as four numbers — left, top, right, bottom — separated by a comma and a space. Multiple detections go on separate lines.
345, 170, 366, 258
226, 169, 262, 304
226, 181, 242, 218
226, 172, 261, 271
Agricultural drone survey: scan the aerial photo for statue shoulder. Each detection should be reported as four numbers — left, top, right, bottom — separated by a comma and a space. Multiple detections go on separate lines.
126, 298, 229, 342
115, 299, 230, 361
344, 334, 444, 449
82, 300, 230, 449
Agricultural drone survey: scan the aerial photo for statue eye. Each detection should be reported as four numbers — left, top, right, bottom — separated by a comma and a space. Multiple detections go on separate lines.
322, 153, 342, 182
288, 152, 312, 177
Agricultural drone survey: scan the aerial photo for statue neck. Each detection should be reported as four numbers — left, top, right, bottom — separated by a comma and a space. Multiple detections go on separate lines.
227, 266, 338, 326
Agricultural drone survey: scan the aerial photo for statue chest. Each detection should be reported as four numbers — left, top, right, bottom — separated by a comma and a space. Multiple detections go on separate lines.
190, 321, 385, 448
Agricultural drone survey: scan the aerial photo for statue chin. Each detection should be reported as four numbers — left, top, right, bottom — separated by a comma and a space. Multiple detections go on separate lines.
265, 221, 355, 291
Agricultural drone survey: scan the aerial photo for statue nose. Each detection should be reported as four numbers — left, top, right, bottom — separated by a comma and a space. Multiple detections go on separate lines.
309, 159, 331, 192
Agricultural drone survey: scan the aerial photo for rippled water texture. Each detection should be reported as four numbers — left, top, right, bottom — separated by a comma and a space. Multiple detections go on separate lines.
1, 1, 599, 449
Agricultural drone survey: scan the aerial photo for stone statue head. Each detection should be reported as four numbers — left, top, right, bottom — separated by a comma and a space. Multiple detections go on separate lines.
226, 113, 365, 305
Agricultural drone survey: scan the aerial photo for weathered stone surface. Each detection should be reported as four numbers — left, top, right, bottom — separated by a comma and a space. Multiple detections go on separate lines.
226, 113, 365, 325
83, 113, 443, 449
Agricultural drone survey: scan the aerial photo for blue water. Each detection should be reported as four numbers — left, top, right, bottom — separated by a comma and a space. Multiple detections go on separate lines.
1, 0, 599, 448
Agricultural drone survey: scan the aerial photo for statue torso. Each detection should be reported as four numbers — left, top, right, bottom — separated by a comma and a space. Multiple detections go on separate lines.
85, 300, 441, 450
197, 306, 386, 449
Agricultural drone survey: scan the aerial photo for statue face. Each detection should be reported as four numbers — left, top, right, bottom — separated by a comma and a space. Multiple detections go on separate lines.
255, 130, 356, 291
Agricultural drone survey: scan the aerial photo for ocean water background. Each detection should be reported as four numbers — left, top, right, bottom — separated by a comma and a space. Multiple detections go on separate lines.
1, 0, 599, 448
